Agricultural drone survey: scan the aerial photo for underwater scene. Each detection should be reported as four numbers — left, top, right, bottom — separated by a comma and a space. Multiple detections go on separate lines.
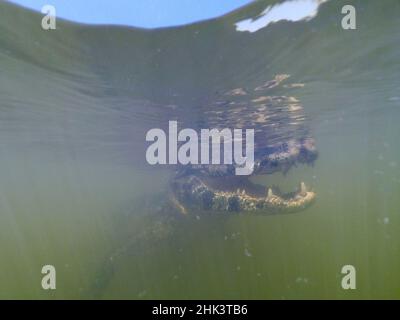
0, 0, 400, 299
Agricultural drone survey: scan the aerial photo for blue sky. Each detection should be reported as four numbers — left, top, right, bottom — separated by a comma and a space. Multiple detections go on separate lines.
8, 0, 253, 28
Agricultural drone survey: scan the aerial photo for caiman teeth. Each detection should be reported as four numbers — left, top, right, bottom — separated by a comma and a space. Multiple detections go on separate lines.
299, 181, 307, 196
174, 175, 316, 213
266, 188, 274, 199
263, 181, 316, 212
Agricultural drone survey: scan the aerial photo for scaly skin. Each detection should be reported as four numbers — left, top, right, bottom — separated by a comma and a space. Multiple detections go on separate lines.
169, 75, 318, 215
171, 175, 316, 214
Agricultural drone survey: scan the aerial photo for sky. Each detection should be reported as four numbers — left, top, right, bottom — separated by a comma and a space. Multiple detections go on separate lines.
7, 0, 253, 28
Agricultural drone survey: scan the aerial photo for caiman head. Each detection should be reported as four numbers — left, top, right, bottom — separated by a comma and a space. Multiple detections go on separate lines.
171, 75, 318, 214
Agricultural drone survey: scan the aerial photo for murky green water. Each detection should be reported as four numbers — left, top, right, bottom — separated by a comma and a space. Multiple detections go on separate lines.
0, 0, 400, 299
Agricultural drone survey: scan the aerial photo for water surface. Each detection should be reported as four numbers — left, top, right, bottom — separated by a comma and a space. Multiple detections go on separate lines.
0, 0, 400, 299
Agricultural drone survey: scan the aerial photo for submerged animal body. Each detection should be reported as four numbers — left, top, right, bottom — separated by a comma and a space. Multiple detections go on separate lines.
170, 75, 318, 214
